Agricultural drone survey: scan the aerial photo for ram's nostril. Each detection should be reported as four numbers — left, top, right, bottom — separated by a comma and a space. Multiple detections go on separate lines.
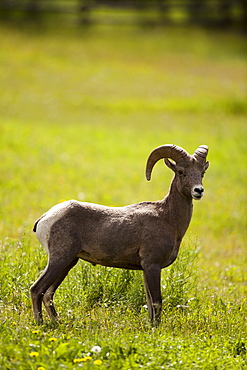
194, 187, 204, 195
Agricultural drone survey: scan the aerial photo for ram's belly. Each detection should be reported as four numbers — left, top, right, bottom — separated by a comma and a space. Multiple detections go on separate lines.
76, 245, 142, 270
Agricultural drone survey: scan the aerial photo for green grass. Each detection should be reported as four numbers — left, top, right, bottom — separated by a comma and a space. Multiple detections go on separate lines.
0, 24, 246, 369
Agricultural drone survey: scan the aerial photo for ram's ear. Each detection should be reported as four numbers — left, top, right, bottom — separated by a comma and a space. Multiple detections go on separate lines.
205, 161, 210, 171
164, 158, 176, 172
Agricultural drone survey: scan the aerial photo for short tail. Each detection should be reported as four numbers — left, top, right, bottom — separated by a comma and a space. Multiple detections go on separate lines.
33, 220, 39, 232
33, 215, 45, 232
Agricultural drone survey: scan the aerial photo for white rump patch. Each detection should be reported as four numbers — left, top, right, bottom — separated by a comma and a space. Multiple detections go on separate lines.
35, 201, 73, 253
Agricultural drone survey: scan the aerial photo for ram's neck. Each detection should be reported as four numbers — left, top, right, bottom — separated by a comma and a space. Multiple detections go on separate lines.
162, 177, 193, 239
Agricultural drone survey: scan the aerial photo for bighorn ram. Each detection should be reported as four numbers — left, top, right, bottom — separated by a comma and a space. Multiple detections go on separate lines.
31, 144, 209, 326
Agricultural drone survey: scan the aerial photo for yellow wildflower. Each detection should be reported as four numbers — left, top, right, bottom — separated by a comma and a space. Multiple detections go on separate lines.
30, 352, 39, 357
73, 356, 92, 363
73, 358, 85, 363
49, 337, 57, 342
32, 330, 39, 334
94, 360, 102, 365
37, 367, 46, 370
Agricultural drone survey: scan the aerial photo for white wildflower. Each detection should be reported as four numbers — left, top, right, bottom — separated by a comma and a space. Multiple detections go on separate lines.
91, 345, 101, 354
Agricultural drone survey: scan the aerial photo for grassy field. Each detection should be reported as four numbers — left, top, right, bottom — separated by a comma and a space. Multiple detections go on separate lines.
0, 23, 246, 369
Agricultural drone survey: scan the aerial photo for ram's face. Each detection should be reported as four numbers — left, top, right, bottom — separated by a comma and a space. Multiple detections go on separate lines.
165, 158, 209, 200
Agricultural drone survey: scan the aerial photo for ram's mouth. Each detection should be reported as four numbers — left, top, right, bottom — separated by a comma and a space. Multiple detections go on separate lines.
192, 194, 202, 200
191, 191, 204, 200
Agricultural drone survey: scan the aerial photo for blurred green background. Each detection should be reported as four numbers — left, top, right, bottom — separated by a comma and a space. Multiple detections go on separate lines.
0, 19, 246, 235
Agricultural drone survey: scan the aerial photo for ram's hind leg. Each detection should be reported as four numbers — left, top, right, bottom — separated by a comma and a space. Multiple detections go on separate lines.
30, 258, 78, 324
30, 263, 58, 324
43, 258, 78, 321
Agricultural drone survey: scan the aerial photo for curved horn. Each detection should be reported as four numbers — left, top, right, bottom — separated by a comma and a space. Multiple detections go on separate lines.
146, 144, 189, 181
193, 145, 208, 164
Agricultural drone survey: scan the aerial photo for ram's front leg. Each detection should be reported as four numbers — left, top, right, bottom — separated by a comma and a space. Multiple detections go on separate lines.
142, 263, 162, 326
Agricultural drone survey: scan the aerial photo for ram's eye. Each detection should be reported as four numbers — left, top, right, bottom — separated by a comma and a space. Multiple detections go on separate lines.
178, 170, 185, 176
